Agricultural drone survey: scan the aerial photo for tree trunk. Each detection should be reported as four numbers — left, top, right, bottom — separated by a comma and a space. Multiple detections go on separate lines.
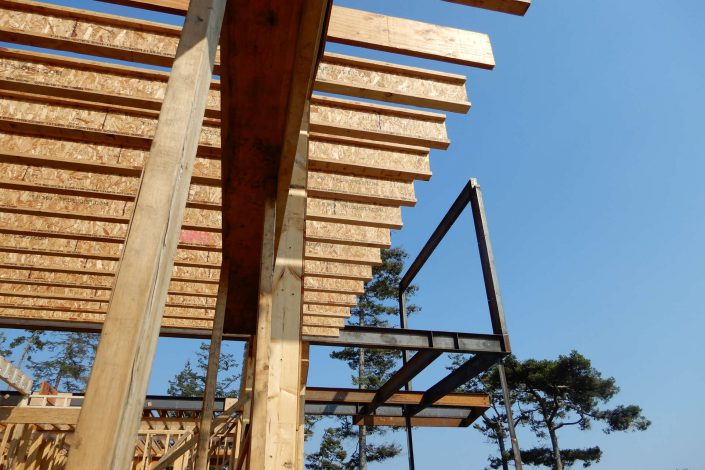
495, 422, 509, 470
358, 311, 367, 470
548, 427, 563, 470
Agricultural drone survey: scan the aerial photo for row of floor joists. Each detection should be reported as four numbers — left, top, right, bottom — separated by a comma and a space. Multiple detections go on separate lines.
0, 0, 504, 337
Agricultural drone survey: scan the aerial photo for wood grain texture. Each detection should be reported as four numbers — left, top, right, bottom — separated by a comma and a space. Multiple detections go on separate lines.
444, 0, 531, 16
66, 1, 225, 468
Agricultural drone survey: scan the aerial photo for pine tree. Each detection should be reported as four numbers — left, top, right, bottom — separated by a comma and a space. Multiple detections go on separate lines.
308, 247, 419, 469
9, 331, 47, 369
168, 342, 240, 397
463, 352, 651, 470
28, 332, 100, 392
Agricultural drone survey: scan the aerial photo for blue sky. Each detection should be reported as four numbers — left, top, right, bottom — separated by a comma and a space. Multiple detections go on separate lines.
3, 0, 705, 468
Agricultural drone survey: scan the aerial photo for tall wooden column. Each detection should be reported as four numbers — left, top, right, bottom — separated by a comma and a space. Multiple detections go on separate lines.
249, 108, 310, 469
65, 1, 226, 468
194, 262, 229, 470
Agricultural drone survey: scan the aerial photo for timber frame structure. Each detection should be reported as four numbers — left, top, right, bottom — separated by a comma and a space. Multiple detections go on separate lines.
0, 0, 532, 468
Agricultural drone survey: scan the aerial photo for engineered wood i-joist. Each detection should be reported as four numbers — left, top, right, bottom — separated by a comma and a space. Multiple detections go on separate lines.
66, 1, 226, 468
444, 0, 531, 16
304, 260, 372, 281
94, 0, 495, 68
0, 46, 470, 115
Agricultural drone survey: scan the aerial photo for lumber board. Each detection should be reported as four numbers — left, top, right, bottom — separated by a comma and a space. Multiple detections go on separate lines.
443, 0, 531, 16
218, 0, 328, 335
302, 291, 358, 307
308, 136, 431, 181
316, 52, 470, 113
302, 315, 345, 327
310, 96, 449, 150
327, 6, 495, 69
306, 388, 489, 407
305, 221, 391, 248
303, 277, 364, 295
304, 242, 382, 265
92, 1, 495, 68
304, 260, 372, 281
306, 198, 403, 229
0, 307, 213, 329
0, 46, 469, 115
308, 172, 416, 207
300, 325, 339, 337
66, 1, 225, 468
302, 304, 350, 318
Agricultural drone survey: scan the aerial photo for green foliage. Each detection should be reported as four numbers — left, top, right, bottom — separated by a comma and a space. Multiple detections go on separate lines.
25, 332, 99, 392
308, 248, 417, 469
167, 342, 240, 397
520, 446, 602, 468
0, 331, 12, 357
10, 331, 47, 369
305, 427, 348, 470
463, 351, 650, 469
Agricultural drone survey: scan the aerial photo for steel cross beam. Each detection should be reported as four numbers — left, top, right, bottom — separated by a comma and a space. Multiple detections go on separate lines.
357, 350, 442, 417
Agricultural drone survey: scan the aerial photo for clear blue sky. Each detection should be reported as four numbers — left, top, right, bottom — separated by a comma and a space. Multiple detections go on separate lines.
3, 1, 705, 468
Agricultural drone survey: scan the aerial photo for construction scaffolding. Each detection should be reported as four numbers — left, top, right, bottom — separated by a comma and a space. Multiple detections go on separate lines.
0, 0, 532, 468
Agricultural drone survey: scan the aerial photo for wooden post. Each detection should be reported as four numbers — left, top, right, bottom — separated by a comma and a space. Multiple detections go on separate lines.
296, 342, 311, 469
65, 1, 226, 469
194, 262, 229, 470
249, 106, 310, 469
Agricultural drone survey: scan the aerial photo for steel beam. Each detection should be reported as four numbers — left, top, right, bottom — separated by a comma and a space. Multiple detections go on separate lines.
407, 353, 501, 416
358, 350, 441, 416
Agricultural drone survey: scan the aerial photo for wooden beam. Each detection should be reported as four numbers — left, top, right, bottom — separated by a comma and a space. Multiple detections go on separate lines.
308, 172, 416, 207
219, 0, 328, 335
0, 45, 469, 114
316, 52, 470, 113
304, 242, 382, 265
65, 2, 225, 469
310, 95, 449, 150
92, 1, 495, 68
327, 6, 495, 69
306, 198, 403, 229
302, 291, 358, 307
194, 263, 228, 470
257, 108, 310, 469
443, 0, 531, 16
304, 260, 372, 281
303, 277, 364, 295
305, 221, 391, 248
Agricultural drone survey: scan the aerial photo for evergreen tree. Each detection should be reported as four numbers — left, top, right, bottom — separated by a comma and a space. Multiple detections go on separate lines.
167, 342, 240, 397
465, 351, 650, 470
450, 354, 528, 470
28, 332, 100, 392
307, 247, 418, 469
0, 331, 12, 357
9, 331, 47, 369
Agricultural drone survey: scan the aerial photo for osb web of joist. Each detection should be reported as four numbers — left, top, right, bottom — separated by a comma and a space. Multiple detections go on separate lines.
0, 0, 488, 338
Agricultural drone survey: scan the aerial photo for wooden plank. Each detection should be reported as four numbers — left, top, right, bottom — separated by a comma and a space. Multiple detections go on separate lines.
305, 221, 391, 248
327, 6, 495, 68
302, 304, 350, 318
1, 45, 468, 114
310, 96, 449, 150
308, 172, 416, 207
309, 135, 431, 181
444, 0, 531, 16
303, 277, 364, 295
0, 407, 79, 426
92, 1, 494, 68
306, 198, 402, 229
257, 109, 311, 470
219, 0, 328, 335
316, 52, 470, 113
304, 260, 372, 281
194, 263, 228, 470
302, 315, 344, 327
66, 2, 225, 469
305, 387, 490, 407
301, 325, 339, 337
304, 242, 382, 265
302, 291, 358, 307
